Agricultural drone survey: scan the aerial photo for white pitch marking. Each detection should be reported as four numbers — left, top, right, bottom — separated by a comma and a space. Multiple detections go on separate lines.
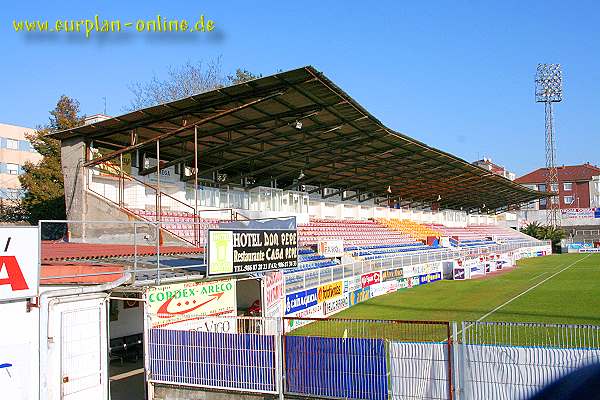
455, 254, 591, 338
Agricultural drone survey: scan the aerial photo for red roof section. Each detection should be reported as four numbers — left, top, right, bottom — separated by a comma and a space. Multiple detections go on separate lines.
515, 163, 600, 184
41, 263, 125, 284
42, 242, 203, 262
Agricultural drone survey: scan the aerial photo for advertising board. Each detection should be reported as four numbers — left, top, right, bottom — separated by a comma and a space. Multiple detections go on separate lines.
147, 279, 237, 332
370, 281, 399, 297
317, 281, 343, 303
317, 239, 344, 258
285, 288, 318, 315
348, 287, 371, 306
323, 296, 349, 316
561, 208, 599, 219
361, 271, 381, 288
453, 267, 466, 280
0, 227, 39, 302
344, 275, 361, 293
263, 271, 283, 318
208, 229, 298, 276
382, 268, 403, 282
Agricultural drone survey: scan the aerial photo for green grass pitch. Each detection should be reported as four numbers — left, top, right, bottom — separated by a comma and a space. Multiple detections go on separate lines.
291, 254, 600, 340
336, 253, 600, 325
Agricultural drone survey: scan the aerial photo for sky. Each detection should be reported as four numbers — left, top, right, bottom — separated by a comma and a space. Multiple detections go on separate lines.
1, 0, 599, 176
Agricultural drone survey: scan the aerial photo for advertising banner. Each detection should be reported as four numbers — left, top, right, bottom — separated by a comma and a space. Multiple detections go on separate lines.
92, 147, 132, 176
208, 229, 298, 276
361, 271, 381, 288
263, 271, 283, 319
0, 227, 39, 302
344, 275, 361, 293
317, 239, 344, 258
285, 300, 323, 331
317, 281, 343, 303
382, 268, 403, 282
348, 287, 371, 306
147, 279, 237, 332
453, 267, 466, 280
370, 281, 398, 297
285, 288, 318, 315
323, 296, 349, 316
561, 208, 599, 219
144, 157, 178, 184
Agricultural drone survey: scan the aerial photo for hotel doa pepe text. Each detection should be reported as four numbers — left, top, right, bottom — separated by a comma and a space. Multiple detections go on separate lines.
208, 229, 298, 276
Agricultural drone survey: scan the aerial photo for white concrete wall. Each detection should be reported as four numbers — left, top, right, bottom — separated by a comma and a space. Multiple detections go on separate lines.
0, 300, 39, 400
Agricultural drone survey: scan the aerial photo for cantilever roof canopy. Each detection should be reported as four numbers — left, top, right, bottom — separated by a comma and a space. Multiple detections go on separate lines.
52, 66, 548, 212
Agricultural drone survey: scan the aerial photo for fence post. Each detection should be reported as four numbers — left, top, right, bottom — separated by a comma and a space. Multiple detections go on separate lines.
452, 321, 464, 400
275, 317, 285, 400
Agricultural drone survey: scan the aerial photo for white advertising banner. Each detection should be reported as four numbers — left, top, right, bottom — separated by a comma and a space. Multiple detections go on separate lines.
147, 279, 237, 332
0, 227, 39, 301
464, 344, 600, 400
322, 296, 349, 317
317, 239, 344, 258
389, 342, 449, 400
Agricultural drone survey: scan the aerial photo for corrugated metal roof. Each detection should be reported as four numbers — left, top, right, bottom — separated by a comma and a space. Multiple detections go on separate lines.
51, 66, 547, 212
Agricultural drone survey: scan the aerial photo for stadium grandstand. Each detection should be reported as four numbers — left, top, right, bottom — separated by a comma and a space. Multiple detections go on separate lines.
25, 66, 559, 400
49, 65, 546, 248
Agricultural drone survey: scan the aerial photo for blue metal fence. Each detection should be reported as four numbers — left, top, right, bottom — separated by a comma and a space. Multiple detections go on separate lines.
148, 328, 277, 393
285, 335, 388, 400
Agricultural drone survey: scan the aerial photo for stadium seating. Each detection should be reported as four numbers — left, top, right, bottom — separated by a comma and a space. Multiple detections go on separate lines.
378, 218, 441, 241
298, 219, 419, 247
130, 209, 220, 244
285, 247, 339, 276
346, 243, 438, 260
426, 223, 523, 242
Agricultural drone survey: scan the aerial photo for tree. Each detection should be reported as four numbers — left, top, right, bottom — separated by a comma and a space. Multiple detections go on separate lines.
19, 96, 85, 224
521, 222, 565, 253
126, 58, 261, 110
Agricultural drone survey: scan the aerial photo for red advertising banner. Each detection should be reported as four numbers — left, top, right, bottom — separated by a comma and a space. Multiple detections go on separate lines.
360, 271, 381, 288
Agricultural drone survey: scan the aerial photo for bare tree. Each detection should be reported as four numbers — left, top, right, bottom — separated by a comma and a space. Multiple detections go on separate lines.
126, 58, 261, 111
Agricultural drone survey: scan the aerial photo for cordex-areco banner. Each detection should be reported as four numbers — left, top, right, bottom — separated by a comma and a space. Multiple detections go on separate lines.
208, 229, 298, 276
147, 279, 237, 331
285, 288, 318, 315
0, 227, 39, 302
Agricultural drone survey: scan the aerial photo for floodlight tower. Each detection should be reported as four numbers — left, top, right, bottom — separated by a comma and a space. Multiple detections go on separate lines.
535, 63, 562, 227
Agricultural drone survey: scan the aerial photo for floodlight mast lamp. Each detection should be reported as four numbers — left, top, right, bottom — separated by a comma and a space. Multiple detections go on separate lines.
535, 63, 562, 227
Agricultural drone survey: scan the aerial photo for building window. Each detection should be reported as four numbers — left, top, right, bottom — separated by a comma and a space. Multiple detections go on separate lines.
6, 163, 19, 175
538, 184, 546, 192
6, 139, 18, 150
563, 182, 573, 191
564, 195, 574, 205
550, 183, 559, 192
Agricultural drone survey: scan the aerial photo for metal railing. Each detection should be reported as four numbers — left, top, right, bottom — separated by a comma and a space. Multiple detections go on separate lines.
457, 320, 600, 400
284, 239, 551, 293
85, 165, 241, 247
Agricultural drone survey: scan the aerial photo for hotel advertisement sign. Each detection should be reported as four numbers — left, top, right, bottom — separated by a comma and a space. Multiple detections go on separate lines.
207, 229, 298, 276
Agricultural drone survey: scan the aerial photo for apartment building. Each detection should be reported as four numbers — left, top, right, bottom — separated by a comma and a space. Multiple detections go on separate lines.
0, 123, 42, 201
